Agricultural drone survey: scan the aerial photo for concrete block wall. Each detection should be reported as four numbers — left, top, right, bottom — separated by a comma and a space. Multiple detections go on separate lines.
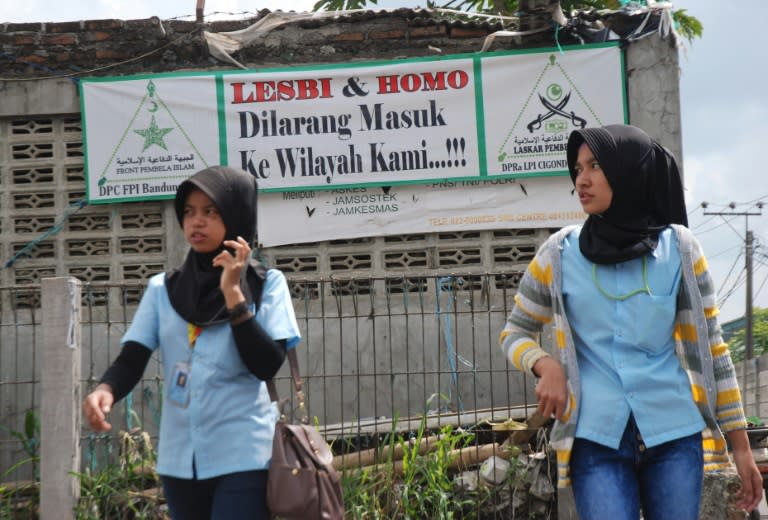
736, 353, 768, 421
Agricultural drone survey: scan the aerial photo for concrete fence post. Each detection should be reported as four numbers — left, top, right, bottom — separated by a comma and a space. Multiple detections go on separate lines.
40, 277, 82, 519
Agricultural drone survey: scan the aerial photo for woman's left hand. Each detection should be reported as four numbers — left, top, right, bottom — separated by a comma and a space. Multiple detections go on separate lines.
731, 441, 764, 512
213, 236, 250, 301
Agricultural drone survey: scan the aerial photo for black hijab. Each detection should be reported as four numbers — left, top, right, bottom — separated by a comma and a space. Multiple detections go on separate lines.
566, 124, 688, 264
166, 165, 264, 326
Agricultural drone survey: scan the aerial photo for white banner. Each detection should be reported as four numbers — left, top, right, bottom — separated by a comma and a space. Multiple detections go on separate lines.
80, 43, 625, 205
257, 175, 585, 247
81, 75, 220, 201
482, 45, 625, 177
223, 59, 479, 189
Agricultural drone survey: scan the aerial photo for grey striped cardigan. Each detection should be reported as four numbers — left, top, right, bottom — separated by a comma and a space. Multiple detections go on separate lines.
499, 224, 745, 488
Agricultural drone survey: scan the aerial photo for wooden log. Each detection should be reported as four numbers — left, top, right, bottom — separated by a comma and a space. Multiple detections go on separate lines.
334, 434, 446, 470
507, 411, 550, 446
127, 487, 164, 501
0, 479, 37, 494
344, 442, 512, 477
334, 411, 550, 471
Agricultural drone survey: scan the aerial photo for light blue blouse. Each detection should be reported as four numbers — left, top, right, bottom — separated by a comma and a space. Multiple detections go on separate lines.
122, 268, 301, 479
562, 227, 705, 449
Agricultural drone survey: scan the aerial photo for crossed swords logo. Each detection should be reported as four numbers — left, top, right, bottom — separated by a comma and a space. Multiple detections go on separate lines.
526, 91, 587, 133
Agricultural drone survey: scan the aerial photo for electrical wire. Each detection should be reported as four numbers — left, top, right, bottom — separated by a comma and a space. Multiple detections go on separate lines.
754, 268, 768, 303
707, 244, 742, 260
690, 214, 717, 231
718, 268, 746, 308
719, 215, 744, 240
716, 250, 744, 297
695, 216, 740, 235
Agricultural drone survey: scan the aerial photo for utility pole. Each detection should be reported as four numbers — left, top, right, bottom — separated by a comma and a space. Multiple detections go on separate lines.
196, 0, 205, 23
746, 229, 754, 359
702, 202, 763, 359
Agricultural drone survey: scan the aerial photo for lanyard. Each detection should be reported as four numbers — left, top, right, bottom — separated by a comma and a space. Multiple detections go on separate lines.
591, 256, 652, 301
187, 323, 202, 349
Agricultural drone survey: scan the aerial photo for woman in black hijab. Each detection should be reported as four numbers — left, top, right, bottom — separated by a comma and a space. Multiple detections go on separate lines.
567, 124, 688, 264
83, 166, 301, 519
166, 165, 264, 327
499, 125, 762, 519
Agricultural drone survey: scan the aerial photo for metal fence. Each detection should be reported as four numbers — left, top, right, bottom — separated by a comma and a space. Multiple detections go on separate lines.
0, 274, 538, 486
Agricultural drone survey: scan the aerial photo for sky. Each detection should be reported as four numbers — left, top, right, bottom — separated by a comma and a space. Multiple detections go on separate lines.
3, 0, 767, 322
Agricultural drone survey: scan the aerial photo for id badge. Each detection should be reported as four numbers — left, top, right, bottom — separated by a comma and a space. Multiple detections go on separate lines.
168, 361, 191, 408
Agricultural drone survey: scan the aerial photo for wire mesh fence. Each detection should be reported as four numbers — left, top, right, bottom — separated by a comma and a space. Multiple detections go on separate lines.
1, 274, 544, 516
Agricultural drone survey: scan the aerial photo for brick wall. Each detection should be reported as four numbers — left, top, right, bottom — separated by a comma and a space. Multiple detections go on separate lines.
0, 9, 561, 80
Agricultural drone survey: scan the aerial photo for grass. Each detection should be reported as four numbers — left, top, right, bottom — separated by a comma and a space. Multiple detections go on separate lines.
1, 407, 556, 519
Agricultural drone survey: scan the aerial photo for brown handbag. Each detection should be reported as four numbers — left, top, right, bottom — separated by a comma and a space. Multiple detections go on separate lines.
266, 349, 344, 519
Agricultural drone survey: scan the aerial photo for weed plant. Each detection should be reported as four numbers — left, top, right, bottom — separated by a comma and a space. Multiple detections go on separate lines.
0, 410, 40, 518
73, 429, 162, 519
1, 408, 553, 519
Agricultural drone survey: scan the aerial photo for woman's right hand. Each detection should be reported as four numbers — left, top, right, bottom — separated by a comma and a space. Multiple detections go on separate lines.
82, 384, 115, 432
532, 357, 568, 421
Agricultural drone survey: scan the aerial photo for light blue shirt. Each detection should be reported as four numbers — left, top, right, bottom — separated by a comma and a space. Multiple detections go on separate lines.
123, 268, 301, 479
562, 227, 705, 449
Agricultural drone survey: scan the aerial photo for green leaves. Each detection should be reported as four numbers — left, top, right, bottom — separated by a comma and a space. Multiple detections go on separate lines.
308, 0, 703, 43
672, 8, 703, 43
728, 307, 768, 363
313, 0, 377, 11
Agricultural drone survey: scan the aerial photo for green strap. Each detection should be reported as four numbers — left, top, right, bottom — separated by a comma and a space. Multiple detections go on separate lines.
591, 257, 652, 301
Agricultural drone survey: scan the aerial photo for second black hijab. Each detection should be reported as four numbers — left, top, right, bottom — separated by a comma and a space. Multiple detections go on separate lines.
566, 124, 688, 265
166, 165, 264, 326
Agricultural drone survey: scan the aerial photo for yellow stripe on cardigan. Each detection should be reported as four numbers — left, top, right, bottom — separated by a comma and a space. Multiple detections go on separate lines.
690, 384, 707, 405
702, 437, 727, 453
512, 340, 537, 368
716, 389, 743, 407
674, 323, 698, 342
514, 294, 552, 324
555, 328, 566, 349
718, 408, 746, 423
694, 256, 709, 276
561, 392, 575, 423
704, 306, 719, 319
498, 329, 511, 345
710, 342, 729, 356
529, 258, 553, 286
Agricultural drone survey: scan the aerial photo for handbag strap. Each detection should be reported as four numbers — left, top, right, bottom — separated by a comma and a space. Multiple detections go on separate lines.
267, 348, 308, 424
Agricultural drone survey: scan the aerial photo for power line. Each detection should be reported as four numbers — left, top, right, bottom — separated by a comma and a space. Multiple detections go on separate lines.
708, 244, 742, 260
718, 268, 745, 308
687, 204, 701, 218
690, 214, 717, 231
695, 216, 739, 235
755, 269, 768, 303
703, 201, 763, 359
746, 193, 768, 205
717, 251, 744, 297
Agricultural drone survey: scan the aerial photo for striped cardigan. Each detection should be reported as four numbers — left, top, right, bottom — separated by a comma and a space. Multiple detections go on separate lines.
499, 224, 745, 488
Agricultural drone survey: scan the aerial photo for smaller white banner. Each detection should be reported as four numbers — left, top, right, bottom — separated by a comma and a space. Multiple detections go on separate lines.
81, 75, 220, 203
257, 176, 585, 247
